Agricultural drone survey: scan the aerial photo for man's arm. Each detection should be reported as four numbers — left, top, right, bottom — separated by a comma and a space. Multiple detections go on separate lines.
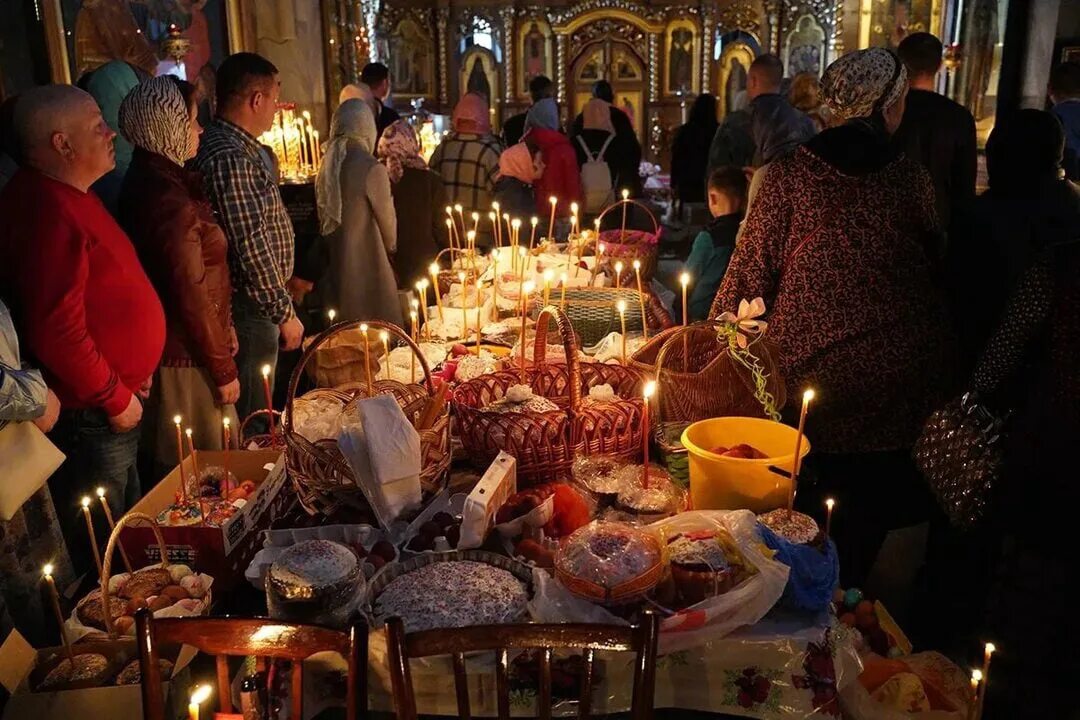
203, 155, 294, 324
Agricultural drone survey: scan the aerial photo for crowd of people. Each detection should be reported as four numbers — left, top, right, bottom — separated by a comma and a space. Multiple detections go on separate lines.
0, 34, 1077, 715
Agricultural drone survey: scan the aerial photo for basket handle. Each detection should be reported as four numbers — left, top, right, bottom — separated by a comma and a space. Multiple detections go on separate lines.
531, 305, 583, 410
434, 246, 475, 266
100, 511, 168, 638
285, 320, 436, 431
651, 322, 720, 424
595, 198, 660, 238
239, 408, 282, 442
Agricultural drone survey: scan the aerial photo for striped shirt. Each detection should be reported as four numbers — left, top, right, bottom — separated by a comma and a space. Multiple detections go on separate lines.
195, 118, 295, 324
428, 132, 503, 212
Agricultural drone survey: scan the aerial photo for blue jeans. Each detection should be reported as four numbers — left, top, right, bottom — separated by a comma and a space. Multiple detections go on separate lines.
232, 292, 281, 435
48, 408, 140, 577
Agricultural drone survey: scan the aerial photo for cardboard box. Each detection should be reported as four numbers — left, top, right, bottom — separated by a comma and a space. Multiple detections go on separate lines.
0, 630, 196, 720
121, 450, 290, 592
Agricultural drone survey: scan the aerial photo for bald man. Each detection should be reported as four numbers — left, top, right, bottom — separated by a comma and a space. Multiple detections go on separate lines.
0, 85, 164, 573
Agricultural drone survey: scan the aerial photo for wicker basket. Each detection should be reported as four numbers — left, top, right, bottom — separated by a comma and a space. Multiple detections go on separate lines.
595, 199, 661, 282
239, 409, 285, 450
97, 512, 212, 638
284, 320, 452, 517
434, 246, 483, 296
454, 307, 646, 485
530, 287, 672, 347
631, 323, 786, 422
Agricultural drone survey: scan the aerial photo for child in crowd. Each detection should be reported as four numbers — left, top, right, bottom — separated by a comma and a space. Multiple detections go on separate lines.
683, 166, 748, 321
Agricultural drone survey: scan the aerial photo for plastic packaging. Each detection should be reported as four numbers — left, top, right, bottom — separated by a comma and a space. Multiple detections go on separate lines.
553, 521, 664, 606
758, 523, 840, 613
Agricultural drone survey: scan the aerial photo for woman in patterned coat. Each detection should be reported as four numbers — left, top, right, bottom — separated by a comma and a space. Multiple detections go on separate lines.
711, 48, 956, 588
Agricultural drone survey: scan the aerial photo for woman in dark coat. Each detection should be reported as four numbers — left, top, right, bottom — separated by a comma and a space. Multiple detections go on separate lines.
377, 119, 449, 287
494, 141, 543, 219
711, 49, 955, 589
117, 74, 239, 475
670, 93, 719, 204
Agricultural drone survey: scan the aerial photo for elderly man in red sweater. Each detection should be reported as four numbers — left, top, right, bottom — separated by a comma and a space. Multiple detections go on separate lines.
0, 85, 164, 573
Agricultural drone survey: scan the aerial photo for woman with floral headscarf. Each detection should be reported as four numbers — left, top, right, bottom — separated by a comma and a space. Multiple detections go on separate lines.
316, 99, 401, 325
117, 74, 239, 476
711, 48, 956, 591
377, 119, 448, 287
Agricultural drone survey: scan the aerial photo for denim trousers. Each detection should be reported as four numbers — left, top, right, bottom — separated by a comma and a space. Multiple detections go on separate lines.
48, 407, 140, 577
232, 292, 281, 435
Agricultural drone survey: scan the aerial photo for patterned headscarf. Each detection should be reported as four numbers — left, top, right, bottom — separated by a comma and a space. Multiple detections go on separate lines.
498, 142, 536, 184
452, 93, 491, 134
316, 99, 377, 235
582, 98, 614, 133
377, 119, 427, 183
118, 75, 193, 166
821, 48, 907, 124
525, 97, 560, 132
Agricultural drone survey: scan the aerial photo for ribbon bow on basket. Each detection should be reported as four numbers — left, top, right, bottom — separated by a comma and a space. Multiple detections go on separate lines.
716, 297, 768, 349
714, 297, 781, 421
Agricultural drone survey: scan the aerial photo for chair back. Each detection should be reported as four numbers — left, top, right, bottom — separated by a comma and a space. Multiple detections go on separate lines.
385, 613, 658, 720
134, 610, 367, 720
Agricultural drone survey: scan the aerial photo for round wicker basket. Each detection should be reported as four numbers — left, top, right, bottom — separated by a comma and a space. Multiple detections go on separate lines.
284, 320, 451, 517
594, 199, 661, 282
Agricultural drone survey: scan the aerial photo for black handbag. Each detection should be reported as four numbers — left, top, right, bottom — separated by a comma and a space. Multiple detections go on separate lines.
913, 391, 1004, 529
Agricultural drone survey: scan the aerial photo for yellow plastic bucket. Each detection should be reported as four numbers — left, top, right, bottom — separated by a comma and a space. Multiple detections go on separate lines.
681, 417, 810, 513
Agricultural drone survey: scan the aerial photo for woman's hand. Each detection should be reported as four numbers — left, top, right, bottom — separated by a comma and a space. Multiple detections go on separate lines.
228, 326, 239, 357
32, 389, 60, 433
216, 379, 241, 406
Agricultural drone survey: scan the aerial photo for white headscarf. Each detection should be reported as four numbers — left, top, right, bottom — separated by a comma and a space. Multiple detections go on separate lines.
118, 75, 193, 166
316, 99, 377, 235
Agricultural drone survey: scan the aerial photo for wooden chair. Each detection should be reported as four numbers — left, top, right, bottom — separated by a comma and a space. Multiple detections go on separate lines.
134, 610, 367, 720
385, 613, 659, 720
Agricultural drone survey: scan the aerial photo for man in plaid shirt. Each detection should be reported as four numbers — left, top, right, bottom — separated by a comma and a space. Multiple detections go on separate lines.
195, 53, 304, 426
429, 94, 503, 233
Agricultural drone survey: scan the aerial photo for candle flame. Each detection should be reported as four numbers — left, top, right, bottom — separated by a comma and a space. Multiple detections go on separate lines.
445, 206, 453, 215
615, 261, 624, 273
302, 110, 311, 121
492, 201, 500, 211
445, 217, 452, 227
185, 427, 193, 439
261, 364, 271, 378
518, 246, 526, 257
173, 415, 182, 426
972, 669, 983, 682
467, 230, 476, 241
549, 196, 557, 205
803, 388, 815, 403
985, 642, 996, 655
379, 330, 389, 341
429, 262, 439, 276
616, 300, 626, 313
454, 204, 463, 213
223, 417, 230, 428
825, 497, 835, 510
359, 323, 369, 334
327, 309, 336, 322
680, 272, 690, 287
43, 563, 54, 577
531, 216, 538, 225
570, 202, 578, 214
598, 242, 605, 253
458, 271, 466, 282
594, 219, 601, 230
488, 211, 496, 220
643, 380, 657, 399
543, 269, 553, 282
80, 496, 91, 508
621, 189, 629, 200
472, 211, 480, 221
491, 248, 499, 260
190, 684, 212, 705
511, 218, 521, 229
633, 259, 641, 270
523, 280, 535, 294
410, 298, 419, 309
410, 310, 418, 320
95, 486, 105, 498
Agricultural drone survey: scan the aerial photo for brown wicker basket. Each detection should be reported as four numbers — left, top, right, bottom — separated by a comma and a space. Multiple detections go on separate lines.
434, 246, 483, 296
630, 322, 787, 423
594, 199, 661, 282
284, 320, 451, 517
239, 408, 285, 450
453, 307, 647, 485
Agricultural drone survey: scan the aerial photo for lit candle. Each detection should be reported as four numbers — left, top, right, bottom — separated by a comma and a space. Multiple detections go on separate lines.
789, 389, 814, 512
491, 248, 502, 291
454, 204, 466, 242
312, 129, 321, 163
492, 201, 502, 247
465, 231, 477, 274
617, 300, 627, 364
415, 280, 430, 340
80, 496, 103, 577
408, 311, 418, 383
512, 219, 522, 265
471, 210, 480, 238
968, 669, 983, 720
519, 281, 535, 380
633, 259, 648, 341
96, 487, 132, 573
519, 245, 528, 277
824, 497, 835, 540
303, 110, 317, 172
185, 427, 201, 481
173, 414, 187, 499
409, 299, 420, 341
428, 263, 445, 321
614, 261, 623, 289
546, 196, 557, 245
456, 271, 468, 342
222, 416, 231, 494
975, 643, 994, 719
260, 364, 275, 437
679, 272, 690, 326
488, 211, 498, 249
619, 188, 629, 243
360, 324, 373, 395
560, 272, 568, 311
42, 564, 73, 659
188, 684, 211, 720
445, 217, 456, 252
529, 216, 539, 252
590, 235, 605, 285
569, 202, 579, 235
327, 308, 337, 324
380, 330, 390, 380
642, 381, 656, 488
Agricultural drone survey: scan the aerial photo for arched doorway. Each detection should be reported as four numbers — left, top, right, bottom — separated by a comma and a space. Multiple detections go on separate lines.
569, 38, 646, 139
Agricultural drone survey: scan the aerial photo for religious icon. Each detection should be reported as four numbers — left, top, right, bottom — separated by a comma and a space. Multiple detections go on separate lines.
524, 23, 546, 81
466, 56, 491, 100
667, 27, 694, 94
390, 18, 433, 97
725, 59, 747, 114
784, 14, 825, 78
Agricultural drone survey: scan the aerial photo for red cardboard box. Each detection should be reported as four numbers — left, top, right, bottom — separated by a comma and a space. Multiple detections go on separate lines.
121, 450, 290, 592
